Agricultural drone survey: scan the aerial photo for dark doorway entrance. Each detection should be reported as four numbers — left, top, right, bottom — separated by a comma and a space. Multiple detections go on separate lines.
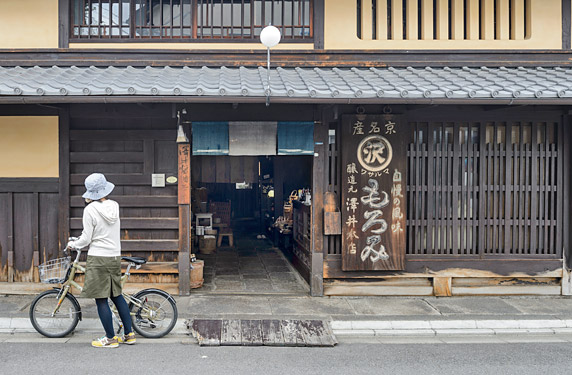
192, 155, 312, 294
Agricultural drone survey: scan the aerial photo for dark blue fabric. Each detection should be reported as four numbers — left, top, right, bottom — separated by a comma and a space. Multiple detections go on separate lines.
192, 122, 229, 155
96, 295, 132, 338
95, 298, 115, 338
277, 122, 314, 155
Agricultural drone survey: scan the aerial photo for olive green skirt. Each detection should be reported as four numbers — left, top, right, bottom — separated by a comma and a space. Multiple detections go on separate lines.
81, 256, 123, 299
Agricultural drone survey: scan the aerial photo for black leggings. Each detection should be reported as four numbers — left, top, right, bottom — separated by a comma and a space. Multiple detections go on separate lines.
95, 295, 133, 339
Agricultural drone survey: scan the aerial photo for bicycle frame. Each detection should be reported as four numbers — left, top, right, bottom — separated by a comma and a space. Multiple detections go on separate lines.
51, 249, 149, 324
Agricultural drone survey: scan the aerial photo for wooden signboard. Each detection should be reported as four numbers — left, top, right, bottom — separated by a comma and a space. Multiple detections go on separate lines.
341, 115, 407, 271
178, 144, 191, 205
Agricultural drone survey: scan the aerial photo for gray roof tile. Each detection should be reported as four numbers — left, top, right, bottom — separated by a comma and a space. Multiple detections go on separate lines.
0, 65, 571, 100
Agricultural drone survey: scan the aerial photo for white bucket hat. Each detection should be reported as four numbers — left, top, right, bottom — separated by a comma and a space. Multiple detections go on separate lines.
82, 173, 115, 200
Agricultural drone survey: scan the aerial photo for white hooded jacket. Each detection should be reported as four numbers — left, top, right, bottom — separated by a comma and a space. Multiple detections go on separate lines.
71, 199, 121, 257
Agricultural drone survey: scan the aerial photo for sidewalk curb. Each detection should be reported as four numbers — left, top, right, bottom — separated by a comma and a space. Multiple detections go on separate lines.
330, 319, 572, 337
0, 317, 189, 336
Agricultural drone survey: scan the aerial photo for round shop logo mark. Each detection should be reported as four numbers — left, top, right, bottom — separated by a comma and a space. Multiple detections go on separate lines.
357, 135, 393, 172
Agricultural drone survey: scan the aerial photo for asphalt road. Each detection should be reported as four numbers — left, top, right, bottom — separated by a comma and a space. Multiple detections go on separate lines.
3, 335, 572, 375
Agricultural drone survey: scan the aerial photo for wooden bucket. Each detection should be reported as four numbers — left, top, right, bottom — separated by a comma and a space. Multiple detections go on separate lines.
199, 235, 216, 254
190, 259, 204, 289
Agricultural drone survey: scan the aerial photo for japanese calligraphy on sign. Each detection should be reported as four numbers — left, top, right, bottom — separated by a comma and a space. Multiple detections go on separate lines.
341, 115, 407, 271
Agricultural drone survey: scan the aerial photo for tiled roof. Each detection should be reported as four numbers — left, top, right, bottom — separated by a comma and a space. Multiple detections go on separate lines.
0, 65, 570, 100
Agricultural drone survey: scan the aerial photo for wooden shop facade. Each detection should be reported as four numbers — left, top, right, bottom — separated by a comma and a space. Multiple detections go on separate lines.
1, 0, 572, 297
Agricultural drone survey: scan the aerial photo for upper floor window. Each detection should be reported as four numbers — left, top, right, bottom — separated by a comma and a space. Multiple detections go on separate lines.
357, 0, 530, 41
71, 0, 313, 41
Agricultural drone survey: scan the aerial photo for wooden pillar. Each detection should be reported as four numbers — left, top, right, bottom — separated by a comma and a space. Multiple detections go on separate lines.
310, 106, 328, 297
7, 192, 14, 283
563, 0, 571, 49
32, 192, 40, 282
178, 142, 191, 296
313, 0, 325, 49
58, 106, 70, 256
433, 277, 452, 296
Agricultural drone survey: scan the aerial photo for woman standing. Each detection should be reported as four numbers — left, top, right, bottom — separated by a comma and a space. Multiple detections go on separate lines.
67, 173, 136, 348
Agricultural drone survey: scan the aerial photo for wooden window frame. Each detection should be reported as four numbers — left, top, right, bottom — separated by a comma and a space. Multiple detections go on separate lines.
68, 0, 314, 43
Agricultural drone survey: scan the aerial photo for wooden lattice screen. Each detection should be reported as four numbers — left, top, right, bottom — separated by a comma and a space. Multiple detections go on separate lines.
326, 115, 565, 260
407, 120, 563, 257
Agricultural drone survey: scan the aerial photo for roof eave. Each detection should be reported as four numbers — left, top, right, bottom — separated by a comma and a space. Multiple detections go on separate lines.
0, 96, 570, 105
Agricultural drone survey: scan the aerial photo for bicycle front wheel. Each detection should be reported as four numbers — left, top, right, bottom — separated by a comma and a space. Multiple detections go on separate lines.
29, 289, 80, 338
129, 289, 178, 338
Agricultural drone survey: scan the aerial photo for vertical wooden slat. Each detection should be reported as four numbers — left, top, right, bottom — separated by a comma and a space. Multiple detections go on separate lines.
391, 0, 403, 40
530, 123, 539, 253
109, 0, 113, 38
504, 123, 512, 253
376, 0, 388, 40
536, 136, 545, 253
451, 0, 464, 40
446, 128, 453, 253
466, 0, 480, 40
436, 0, 448, 40
511, 0, 525, 40
478, 122, 486, 256
524, 125, 531, 253
417, 136, 424, 254
550, 141, 558, 254
408, 141, 415, 253
7, 193, 14, 283
452, 124, 460, 254
496, 0, 510, 40
426, 123, 434, 254
415, 131, 422, 254
472, 141, 479, 255
486, 127, 492, 253
544, 138, 551, 255
405, 0, 418, 40
481, 0, 495, 40
361, 0, 374, 40
192, 0, 198, 38
32, 192, 40, 282
493, 124, 498, 253
518, 125, 525, 254
421, 0, 433, 40
460, 126, 467, 254
440, 125, 446, 253
98, 0, 102, 36
556, 121, 564, 257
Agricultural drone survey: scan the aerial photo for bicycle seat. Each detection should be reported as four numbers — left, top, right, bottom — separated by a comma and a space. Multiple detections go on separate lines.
121, 256, 147, 265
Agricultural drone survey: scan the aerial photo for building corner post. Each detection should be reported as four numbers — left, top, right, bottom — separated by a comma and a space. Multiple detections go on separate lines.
178, 140, 191, 296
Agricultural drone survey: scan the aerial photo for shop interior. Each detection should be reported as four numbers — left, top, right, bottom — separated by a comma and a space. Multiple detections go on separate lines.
189, 121, 314, 294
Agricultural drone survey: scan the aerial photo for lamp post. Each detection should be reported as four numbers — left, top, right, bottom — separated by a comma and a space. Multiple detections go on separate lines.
260, 25, 281, 106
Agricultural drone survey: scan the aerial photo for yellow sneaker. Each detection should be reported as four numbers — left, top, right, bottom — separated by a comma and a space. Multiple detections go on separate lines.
91, 336, 119, 348
118, 331, 136, 345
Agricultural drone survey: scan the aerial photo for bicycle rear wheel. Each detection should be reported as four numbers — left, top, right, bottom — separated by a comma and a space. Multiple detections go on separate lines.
129, 289, 178, 338
29, 289, 80, 338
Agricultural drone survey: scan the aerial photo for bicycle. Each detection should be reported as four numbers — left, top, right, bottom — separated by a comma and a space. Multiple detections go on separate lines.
29, 242, 178, 339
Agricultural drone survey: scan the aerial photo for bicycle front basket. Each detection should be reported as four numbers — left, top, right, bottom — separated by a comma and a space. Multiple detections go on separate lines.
38, 257, 71, 284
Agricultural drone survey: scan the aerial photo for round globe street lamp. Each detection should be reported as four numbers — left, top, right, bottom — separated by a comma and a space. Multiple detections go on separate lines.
260, 25, 281, 106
